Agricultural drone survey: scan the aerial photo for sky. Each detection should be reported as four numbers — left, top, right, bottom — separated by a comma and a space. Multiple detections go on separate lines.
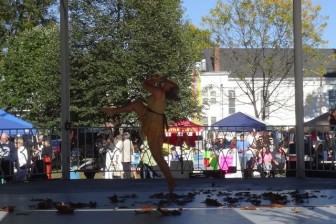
182, 0, 335, 48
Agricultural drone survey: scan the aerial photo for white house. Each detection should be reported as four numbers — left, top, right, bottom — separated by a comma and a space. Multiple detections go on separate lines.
198, 48, 336, 126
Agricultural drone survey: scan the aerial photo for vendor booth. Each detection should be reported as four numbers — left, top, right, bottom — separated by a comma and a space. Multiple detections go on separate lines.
207, 112, 269, 178
212, 111, 268, 132
164, 120, 203, 147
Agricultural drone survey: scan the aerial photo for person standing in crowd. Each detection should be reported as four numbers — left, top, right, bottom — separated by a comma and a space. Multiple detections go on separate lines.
246, 129, 258, 151
217, 138, 226, 150
0, 133, 18, 182
70, 129, 80, 167
229, 136, 237, 149
256, 136, 265, 152
15, 138, 29, 181
328, 108, 336, 132
170, 146, 179, 161
236, 134, 250, 172
104, 136, 115, 179
271, 144, 287, 177
32, 135, 44, 161
113, 134, 123, 178
267, 137, 276, 153
212, 138, 219, 150
121, 132, 134, 179
101, 75, 179, 193
30, 135, 49, 179
223, 135, 230, 148
257, 145, 273, 178
204, 139, 212, 150
267, 136, 276, 177
42, 139, 52, 179
131, 141, 140, 179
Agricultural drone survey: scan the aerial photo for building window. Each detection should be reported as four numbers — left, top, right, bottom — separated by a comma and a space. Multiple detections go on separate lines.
228, 90, 235, 114
203, 116, 208, 126
211, 116, 217, 125
210, 91, 216, 105
202, 97, 209, 105
210, 97, 216, 105
329, 90, 336, 109
210, 90, 216, 97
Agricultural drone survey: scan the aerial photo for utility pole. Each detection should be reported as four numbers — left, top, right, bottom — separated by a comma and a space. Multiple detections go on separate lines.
60, 0, 70, 180
293, 0, 305, 179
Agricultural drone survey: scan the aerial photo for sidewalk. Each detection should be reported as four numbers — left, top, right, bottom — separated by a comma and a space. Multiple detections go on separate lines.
0, 178, 336, 224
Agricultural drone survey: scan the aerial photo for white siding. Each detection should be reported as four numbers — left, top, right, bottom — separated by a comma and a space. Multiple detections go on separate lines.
200, 72, 334, 126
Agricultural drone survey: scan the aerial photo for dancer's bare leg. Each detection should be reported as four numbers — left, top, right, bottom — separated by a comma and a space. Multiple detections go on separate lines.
102, 101, 176, 193
101, 101, 146, 117
147, 137, 175, 194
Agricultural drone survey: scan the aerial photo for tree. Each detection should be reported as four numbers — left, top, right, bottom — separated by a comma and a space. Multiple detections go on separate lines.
0, 0, 57, 56
69, 0, 208, 126
0, 24, 60, 127
0, 0, 58, 125
202, 0, 329, 120
0, 1, 212, 128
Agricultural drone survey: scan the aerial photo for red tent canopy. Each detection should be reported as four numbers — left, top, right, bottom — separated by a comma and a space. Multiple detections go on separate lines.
167, 120, 203, 134
164, 120, 203, 147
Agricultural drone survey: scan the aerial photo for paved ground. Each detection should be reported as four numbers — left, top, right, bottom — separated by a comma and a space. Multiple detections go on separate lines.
0, 177, 336, 224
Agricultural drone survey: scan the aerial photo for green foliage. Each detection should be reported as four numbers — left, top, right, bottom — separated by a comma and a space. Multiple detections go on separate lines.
69, 0, 206, 126
0, 0, 58, 126
0, 1, 211, 128
0, 24, 60, 127
0, 0, 57, 48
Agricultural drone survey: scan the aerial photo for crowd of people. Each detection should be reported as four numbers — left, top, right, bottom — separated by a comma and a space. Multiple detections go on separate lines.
0, 125, 333, 182
0, 129, 164, 182
99, 132, 161, 180
0, 133, 53, 183
203, 130, 288, 178
2, 108, 334, 183
100, 131, 143, 180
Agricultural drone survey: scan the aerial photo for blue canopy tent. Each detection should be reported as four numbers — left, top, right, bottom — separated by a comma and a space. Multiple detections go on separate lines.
0, 109, 36, 135
212, 112, 268, 132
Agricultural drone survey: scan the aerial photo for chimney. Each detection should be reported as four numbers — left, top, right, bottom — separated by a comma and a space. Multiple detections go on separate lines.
214, 45, 220, 72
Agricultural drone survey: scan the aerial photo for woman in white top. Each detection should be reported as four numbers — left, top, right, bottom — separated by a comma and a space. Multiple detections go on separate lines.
105, 135, 123, 179
15, 138, 29, 181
